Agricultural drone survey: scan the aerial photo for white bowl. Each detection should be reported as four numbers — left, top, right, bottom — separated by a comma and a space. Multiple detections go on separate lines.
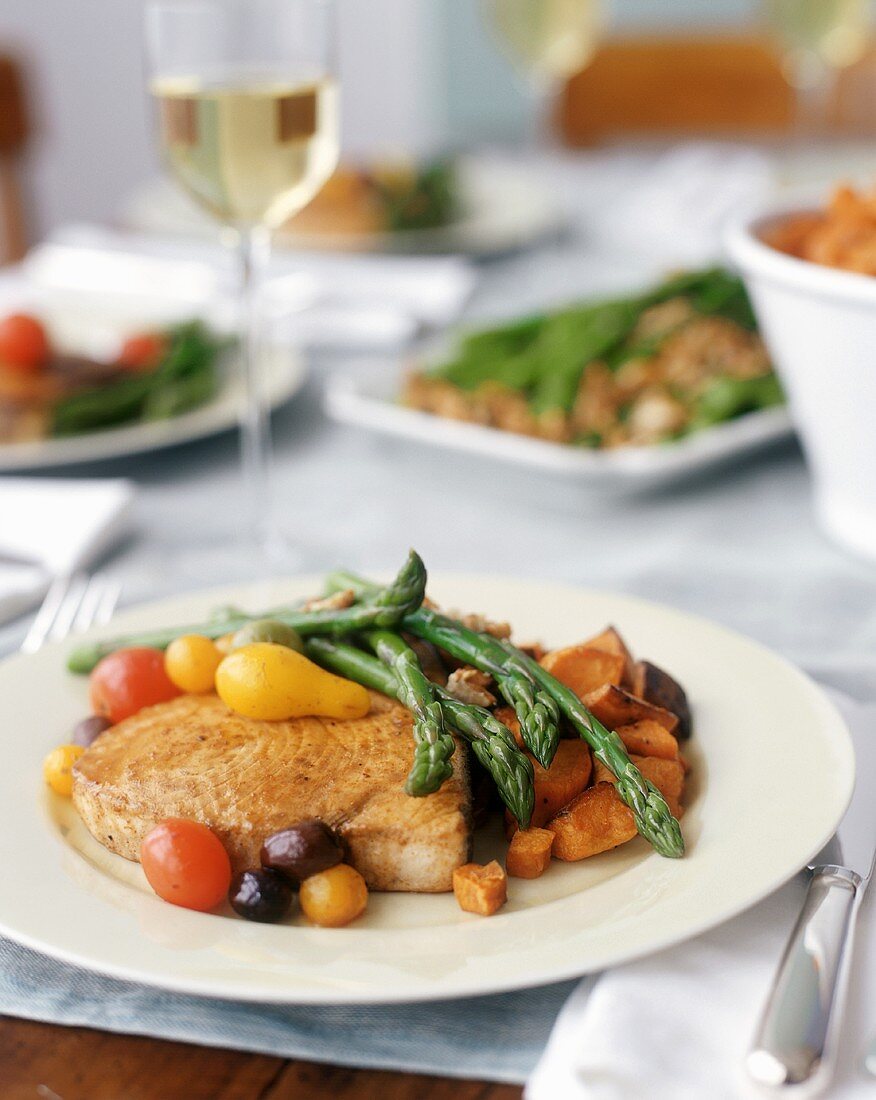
725, 209, 876, 561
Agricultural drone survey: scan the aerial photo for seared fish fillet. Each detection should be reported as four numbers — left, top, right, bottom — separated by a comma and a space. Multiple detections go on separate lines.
72, 692, 471, 892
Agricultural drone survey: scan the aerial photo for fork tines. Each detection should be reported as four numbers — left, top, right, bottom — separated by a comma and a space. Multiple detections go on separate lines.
21, 573, 121, 654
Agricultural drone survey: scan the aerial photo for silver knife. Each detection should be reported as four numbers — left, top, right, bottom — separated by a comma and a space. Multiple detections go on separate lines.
747, 712, 876, 1095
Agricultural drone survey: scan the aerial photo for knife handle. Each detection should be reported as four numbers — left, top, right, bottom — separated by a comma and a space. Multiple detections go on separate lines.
747, 866, 862, 1094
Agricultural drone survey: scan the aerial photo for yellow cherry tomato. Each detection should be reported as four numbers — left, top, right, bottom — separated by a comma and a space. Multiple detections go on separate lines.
164, 634, 223, 694
215, 643, 371, 722
299, 864, 368, 927
44, 744, 84, 797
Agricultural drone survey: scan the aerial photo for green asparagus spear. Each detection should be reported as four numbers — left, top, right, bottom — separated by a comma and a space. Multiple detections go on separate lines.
435, 687, 534, 829
67, 551, 427, 675
327, 569, 683, 858
363, 629, 455, 796
304, 637, 534, 826
325, 571, 561, 769
501, 641, 684, 859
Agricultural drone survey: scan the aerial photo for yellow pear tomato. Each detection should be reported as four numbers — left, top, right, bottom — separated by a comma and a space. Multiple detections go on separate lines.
215, 643, 370, 722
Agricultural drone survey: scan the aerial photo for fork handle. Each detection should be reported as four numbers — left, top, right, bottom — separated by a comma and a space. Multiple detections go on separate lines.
747, 866, 863, 1094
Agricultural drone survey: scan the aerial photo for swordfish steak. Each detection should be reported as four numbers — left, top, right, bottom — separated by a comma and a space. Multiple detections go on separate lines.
72, 692, 471, 892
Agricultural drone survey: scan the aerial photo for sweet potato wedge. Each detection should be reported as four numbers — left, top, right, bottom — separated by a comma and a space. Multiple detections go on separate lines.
548, 783, 637, 860
631, 660, 692, 739
616, 719, 679, 761
584, 683, 679, 734
452, 860, 508, 916
582, 625, 636, 687
632, 754, 685, 802
539, 645, 625, 700
506, 827, 554, 879
593, 755, 685, 812
530, 739, 593, 828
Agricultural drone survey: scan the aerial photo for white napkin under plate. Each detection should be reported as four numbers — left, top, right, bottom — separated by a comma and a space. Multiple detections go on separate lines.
0, 478, 134, 625
527, 692, 875, 1100
24, 226, 476, 351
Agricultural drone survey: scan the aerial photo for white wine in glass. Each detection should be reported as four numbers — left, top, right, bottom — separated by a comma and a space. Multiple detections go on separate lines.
153, 77, 339, 227
483, 0, 603, 145
486, 0, 603, 83
146, 1, 338, 561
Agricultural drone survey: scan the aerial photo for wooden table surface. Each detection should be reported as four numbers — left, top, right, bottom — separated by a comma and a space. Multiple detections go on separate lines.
1, 1017, 523, 1100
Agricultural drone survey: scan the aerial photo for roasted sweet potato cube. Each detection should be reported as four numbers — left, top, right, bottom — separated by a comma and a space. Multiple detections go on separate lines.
494, 706, 525, 750
452, 861, 507, 916
584, 683, 679, 734
506, 827, 554, 879
631, 754, 685, 803
616, 719, 679, 761
592, 753, 684, 803
530, 739, 593, 827
592, 759, 614, 786
540, 645, 625, 700
632, 660, 692, 739
548, 783, 637, 860
582, 625, 636, 687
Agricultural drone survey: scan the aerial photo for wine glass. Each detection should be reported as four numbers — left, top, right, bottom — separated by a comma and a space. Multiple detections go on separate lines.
482, 0, 604, 146
145, 0, 338, 560
762, 0, 870, 138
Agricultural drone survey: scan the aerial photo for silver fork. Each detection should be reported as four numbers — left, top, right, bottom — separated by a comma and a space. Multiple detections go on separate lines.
21, 573, 121, 653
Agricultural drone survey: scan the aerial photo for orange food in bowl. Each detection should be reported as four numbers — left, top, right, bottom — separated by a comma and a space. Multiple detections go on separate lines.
762, 182, 876, 276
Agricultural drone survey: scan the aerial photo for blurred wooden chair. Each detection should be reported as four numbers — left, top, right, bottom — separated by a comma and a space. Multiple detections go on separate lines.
559, 34, 876, 145
0, 55, 30, 265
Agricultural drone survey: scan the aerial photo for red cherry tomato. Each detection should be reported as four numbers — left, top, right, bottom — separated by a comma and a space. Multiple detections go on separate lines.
89, 647, 182, 724
141, 818, 231, 911
117, 332, 166, 371
0, 313, 50, 373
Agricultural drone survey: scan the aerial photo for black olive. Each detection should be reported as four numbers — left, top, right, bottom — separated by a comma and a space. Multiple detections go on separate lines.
229, 868, 293, 923
260, 819, 343, 884
72, 715, 112, 748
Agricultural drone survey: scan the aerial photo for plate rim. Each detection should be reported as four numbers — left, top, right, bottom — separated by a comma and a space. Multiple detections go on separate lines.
0, 574, 854, 1004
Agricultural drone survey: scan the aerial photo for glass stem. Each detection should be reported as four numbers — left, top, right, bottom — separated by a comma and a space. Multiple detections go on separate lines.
793, 56, 833, 142
237, 223, 276, 556
527, 76, 560, 151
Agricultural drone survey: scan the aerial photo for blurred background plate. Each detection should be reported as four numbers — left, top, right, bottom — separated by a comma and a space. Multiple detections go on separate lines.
0, 347, 305, 472
122, 156, 563, 258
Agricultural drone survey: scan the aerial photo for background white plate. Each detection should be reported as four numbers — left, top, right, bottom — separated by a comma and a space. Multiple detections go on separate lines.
325, 371, 794, 489
0, 264, 309, 471
122, 158, 562, 258
0, 575, 853, 1004
0, 348, 306, 472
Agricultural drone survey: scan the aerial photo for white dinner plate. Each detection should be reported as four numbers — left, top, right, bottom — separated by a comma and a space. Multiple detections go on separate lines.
123, 157, 562, 258
325, 371, 794, 489
0, 349, 306, 472
0, 575, 853, 1004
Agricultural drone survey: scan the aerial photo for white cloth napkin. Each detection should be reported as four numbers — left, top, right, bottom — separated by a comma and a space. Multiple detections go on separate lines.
27, 225, 476, 350
527, 693, 876, 1100
598, 143, 774, 266
0, 478, 134, 625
